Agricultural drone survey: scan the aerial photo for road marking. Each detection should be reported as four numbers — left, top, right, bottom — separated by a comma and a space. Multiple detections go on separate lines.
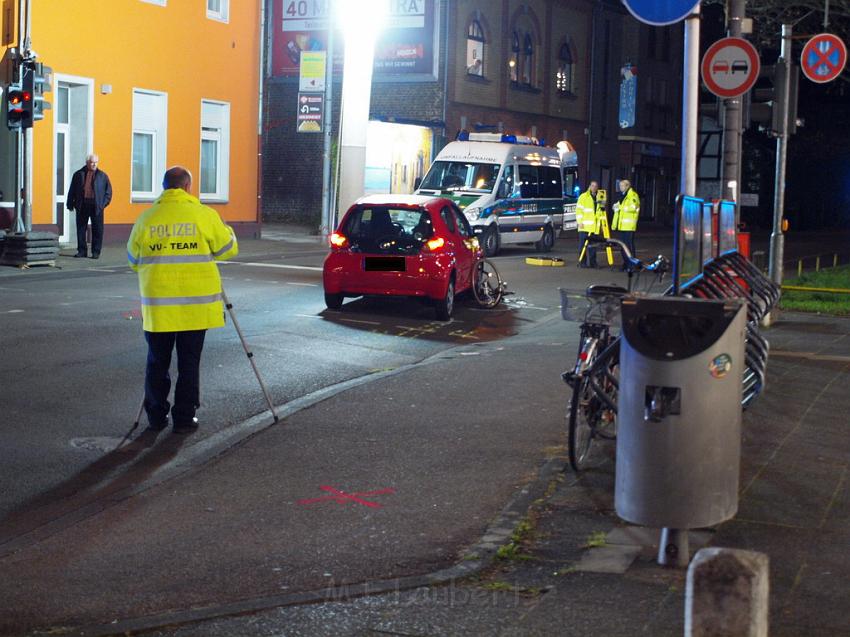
298, 485, 396, 508
295, 314, 322, 319
339, 318, 381, 326
287, 282, 319, 287
221, 261, 323, 272
4, 309, 24, 313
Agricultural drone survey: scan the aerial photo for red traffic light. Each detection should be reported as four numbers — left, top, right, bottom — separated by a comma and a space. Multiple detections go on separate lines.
21, 91, 31, 101
9, 94, 21, 105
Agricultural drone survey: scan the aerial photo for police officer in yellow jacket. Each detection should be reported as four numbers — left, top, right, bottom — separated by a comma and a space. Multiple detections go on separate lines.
127, 166, 238, 434
575, 181, 600, 268
612, 179, 640, 263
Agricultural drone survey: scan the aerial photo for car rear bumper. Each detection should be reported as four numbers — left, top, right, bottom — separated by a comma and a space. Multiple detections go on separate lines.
323, 252, 451, 299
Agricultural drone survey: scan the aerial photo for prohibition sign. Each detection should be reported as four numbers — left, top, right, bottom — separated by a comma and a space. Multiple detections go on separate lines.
801, 33, 847, 83
701, 37, 760, 98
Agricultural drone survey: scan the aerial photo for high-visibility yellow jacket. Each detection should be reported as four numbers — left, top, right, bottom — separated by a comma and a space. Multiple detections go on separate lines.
575, 190, 599, 234
612, 188, 640, 231
127, 189, 239, 332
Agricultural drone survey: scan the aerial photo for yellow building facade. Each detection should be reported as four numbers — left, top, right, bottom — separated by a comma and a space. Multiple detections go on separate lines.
1, 0, 261, 242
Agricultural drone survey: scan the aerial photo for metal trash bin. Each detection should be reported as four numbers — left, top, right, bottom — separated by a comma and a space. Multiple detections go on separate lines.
615, 296, 746, 563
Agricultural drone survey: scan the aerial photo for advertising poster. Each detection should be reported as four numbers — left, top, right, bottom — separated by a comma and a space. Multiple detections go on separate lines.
272, 0, 436, 79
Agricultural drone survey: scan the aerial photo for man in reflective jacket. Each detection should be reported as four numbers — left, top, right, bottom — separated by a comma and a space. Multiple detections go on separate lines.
127, 166, 238, 434
575, 181, 600, 268
612, 179, 640, 263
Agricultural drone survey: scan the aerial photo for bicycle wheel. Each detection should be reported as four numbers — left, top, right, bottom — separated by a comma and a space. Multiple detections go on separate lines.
567, 375, 594, 472
472, 259, 503, 308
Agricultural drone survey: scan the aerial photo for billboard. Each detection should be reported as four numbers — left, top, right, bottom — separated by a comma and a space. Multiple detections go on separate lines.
272, 0, 437, 79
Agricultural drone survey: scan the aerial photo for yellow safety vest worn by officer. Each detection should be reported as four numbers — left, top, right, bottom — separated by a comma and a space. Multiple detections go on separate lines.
127, 189, 239, 332
575, 190, 599, 234
612, 188, 640, 232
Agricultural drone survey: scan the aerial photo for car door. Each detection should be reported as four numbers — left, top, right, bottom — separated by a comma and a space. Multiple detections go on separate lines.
450, 203, 477, 291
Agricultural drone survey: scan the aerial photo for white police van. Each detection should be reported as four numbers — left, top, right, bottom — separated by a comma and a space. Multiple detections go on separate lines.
415, 132, 579, 256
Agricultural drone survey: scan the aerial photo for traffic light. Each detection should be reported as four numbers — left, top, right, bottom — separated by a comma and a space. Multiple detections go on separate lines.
19, 61, 36, 128
32, 63, 52, 121
5, 83, 30, 130
749, 63, 800, 135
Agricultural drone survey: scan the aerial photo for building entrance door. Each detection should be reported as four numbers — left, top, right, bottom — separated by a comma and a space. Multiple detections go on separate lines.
53, 78, 92, 244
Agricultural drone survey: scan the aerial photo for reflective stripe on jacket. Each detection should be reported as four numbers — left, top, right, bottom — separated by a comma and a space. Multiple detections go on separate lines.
612, 188, 640, 231
127, 189, 239, 332
575, 190, 599, 234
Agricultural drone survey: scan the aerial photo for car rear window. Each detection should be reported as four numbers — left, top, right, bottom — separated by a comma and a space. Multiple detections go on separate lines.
342, 206, 434, 254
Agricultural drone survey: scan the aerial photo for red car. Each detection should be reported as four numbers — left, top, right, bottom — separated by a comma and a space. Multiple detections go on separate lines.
323, 194, 481, 320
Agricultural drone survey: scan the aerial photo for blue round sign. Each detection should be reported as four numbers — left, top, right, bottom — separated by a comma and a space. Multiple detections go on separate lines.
623, 0, 700, 26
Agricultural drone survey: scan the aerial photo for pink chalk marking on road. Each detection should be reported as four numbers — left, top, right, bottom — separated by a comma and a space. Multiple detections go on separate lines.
298, 485, 396, 508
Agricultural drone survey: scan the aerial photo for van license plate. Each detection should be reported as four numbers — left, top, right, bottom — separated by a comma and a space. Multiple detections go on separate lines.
365, 257, 406, 272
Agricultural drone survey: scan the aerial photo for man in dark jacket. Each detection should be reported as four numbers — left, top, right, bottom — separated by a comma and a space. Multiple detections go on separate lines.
67, 154, 112, 258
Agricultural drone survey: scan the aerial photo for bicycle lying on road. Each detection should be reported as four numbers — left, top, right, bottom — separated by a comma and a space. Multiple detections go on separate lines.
560, 238, 670, 472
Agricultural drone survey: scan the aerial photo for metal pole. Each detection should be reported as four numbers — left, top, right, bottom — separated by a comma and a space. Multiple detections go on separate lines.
680, 3, 701, 196
320, 22, 335, 239
768, 24, 791, 288
221, 287, 279, 422
824, 0, 830, 30
722, 0, 746, 207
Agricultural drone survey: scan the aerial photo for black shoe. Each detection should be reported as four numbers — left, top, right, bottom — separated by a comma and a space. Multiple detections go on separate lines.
173, 417, 199, 435
146, 419, 169, 432
90, 253, 100, 259
74, 253, 87, 258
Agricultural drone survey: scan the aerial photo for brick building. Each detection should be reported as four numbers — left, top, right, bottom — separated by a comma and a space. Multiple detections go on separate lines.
262, 0, 683, 227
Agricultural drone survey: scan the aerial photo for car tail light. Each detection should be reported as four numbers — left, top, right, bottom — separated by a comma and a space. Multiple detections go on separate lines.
329, 232, 348, 249
425, 236, 445, 252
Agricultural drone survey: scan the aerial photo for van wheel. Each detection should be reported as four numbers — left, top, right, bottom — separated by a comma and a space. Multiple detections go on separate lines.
535, 224, 555, 252
435, 276, 455, 321
325, 292, 344, 310
482, 225, 500, 257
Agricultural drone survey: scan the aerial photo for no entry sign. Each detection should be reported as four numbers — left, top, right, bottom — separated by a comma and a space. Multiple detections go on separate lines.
801, 33, 847, 83
701, 37, 760, 98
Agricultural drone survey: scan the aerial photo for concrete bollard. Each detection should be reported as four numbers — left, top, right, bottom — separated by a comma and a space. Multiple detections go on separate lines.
685, 548, 769, 637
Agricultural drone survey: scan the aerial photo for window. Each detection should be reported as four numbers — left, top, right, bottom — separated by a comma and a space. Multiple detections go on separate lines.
57, 85, 69, 124
207, 0, 229, 22
539, 167, 562, 198
451, 205, 473, 237
419, 160, 500, 193
498, 165, 515, 198
132, 132, 155, 193
131, 89, 167, 200
140, 0, 166, 5
440, 206, 457, 233
509, 32, 519, 83
466, 19, 485, 77
556, 42, 575, 95
200, 100, 230, 201
522, 33, 534, 85
518, 165, 538, 198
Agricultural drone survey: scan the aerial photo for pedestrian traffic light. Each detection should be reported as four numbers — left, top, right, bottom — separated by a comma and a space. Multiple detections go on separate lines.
749, 63, 799, 135
5, 83, 30, 130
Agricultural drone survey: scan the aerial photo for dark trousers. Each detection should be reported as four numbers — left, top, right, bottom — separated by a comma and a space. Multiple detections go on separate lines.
76, 201, 103, 256
618, 230, 636, 258
577, 232, 597, 267
144, 330, 207, 425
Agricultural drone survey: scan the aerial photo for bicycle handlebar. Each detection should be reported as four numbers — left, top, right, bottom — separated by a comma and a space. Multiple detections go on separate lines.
584, 237, 669, 276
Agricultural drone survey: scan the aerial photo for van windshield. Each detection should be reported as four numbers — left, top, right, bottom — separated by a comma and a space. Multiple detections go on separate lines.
419, 161, 500, 193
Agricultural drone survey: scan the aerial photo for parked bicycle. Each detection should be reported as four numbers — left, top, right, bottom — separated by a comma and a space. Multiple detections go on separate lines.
560, 238, 670, 472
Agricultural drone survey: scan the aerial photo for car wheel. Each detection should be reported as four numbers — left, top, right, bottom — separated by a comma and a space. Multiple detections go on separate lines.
535, 224, 555, 252
482, 225, 499, 257
324, 292, 344, 310
435, 276, 455, 321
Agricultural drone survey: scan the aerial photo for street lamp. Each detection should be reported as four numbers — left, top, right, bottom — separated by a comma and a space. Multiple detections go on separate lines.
335, 0, 388, 224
